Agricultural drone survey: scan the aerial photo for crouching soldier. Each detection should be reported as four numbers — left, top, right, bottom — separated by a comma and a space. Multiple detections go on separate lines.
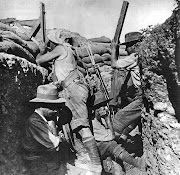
91, 91, 146, 174
23, 84, 75, 175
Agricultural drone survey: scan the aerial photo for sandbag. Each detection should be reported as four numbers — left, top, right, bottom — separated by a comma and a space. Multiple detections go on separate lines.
82, 53, 112, 64
0, 22, 29, 41
82, 54, 104, 64
94, 42, 111, 48
0, 18, 17, 25
101, 53, 111, 61
0, 39, 35, 63
75, 45, 110, 58
104, 60, 111, 66
119, 48, 128, 56
0, 22, 18, 34
0, 30, 27, 46
76, 44, 127, 58
0, 30, 39, 56
26, 41, 39, 56
0, 18, 37, 27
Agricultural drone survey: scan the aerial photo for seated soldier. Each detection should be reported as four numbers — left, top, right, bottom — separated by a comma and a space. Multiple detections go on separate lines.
90, 91, 146, 174
23, 84, 75, 175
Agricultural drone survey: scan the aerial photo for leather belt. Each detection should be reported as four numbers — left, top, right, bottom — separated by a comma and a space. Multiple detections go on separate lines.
61, 70, 80, 89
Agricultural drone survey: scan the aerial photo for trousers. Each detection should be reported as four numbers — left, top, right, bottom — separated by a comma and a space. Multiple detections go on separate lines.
59, 79, 89, 131
97, 140, 124, 159
113, 98, 143, 135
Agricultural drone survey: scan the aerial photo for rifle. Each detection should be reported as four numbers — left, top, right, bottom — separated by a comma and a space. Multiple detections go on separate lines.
111, 1, 129, 107
86, 45, 115, 137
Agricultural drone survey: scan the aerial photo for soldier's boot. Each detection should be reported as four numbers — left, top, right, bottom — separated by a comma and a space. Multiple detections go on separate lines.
113, 148, 146, 172
103, 157, 125, 175
75, 127, 102, 174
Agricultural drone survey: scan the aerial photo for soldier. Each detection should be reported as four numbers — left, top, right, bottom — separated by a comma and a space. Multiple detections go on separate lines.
91, 91, 146, 174
23, 84, 74, 175
110, 32, 143, 145
36, 29, 102, 174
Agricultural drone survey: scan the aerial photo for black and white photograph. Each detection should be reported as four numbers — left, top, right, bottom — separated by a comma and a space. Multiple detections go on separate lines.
0, 0, 180, 174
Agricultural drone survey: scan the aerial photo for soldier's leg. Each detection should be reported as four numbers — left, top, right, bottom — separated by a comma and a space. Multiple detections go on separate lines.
78, 127, 101, 165
113, 98, 143, 136
113, 144, 146, 172
119, 118, 141, 141
64, 83, 102, 173
97, 140, 145, 172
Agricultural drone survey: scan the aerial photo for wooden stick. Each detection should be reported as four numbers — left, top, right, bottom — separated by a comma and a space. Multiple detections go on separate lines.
40, 2, 46, 43
110, 1, 129, 119
14, 2, 47, 46
113, 1, 129, 44
28, 18, 41, 38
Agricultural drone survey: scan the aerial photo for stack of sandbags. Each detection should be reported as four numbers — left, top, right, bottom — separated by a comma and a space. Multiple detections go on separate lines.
0, 20, 40, 63
85, 36, 128, 93
74, 35, 127, 93
0, 18, 128, 92
0, 19, 128, 77
0, 18, 128, 93
75, 36, 127, 75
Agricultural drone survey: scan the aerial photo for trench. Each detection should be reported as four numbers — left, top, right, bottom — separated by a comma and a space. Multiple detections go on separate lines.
0, 4, 180, 175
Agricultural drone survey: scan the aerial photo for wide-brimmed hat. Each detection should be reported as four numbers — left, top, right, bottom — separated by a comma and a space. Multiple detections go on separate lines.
47, 29, 72, 45
93, 91, 112, 109
121, 32, 142, 45
29, 84, 66, 103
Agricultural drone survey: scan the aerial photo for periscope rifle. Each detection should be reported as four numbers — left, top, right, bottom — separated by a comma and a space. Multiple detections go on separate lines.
86, 45, 115, 137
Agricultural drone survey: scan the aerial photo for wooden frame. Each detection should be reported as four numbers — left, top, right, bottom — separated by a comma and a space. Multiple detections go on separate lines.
15, 2, 46, 46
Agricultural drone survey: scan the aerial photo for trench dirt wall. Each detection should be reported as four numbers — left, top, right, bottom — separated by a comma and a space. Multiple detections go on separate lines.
139, 5, 180, 175
0, 53, 48, 175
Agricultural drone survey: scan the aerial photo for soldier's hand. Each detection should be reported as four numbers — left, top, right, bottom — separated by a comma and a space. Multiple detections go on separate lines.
38, 41, 47, 53
110, 40, 119, 51
58, 130, 65, 142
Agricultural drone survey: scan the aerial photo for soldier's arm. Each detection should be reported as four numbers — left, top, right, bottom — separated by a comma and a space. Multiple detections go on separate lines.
110, 41, 119, 68
28, 117, 61, 150
36, 45, 66, 65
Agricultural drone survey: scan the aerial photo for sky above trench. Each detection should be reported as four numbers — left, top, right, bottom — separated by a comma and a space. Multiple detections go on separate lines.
0, 0, 176, 42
